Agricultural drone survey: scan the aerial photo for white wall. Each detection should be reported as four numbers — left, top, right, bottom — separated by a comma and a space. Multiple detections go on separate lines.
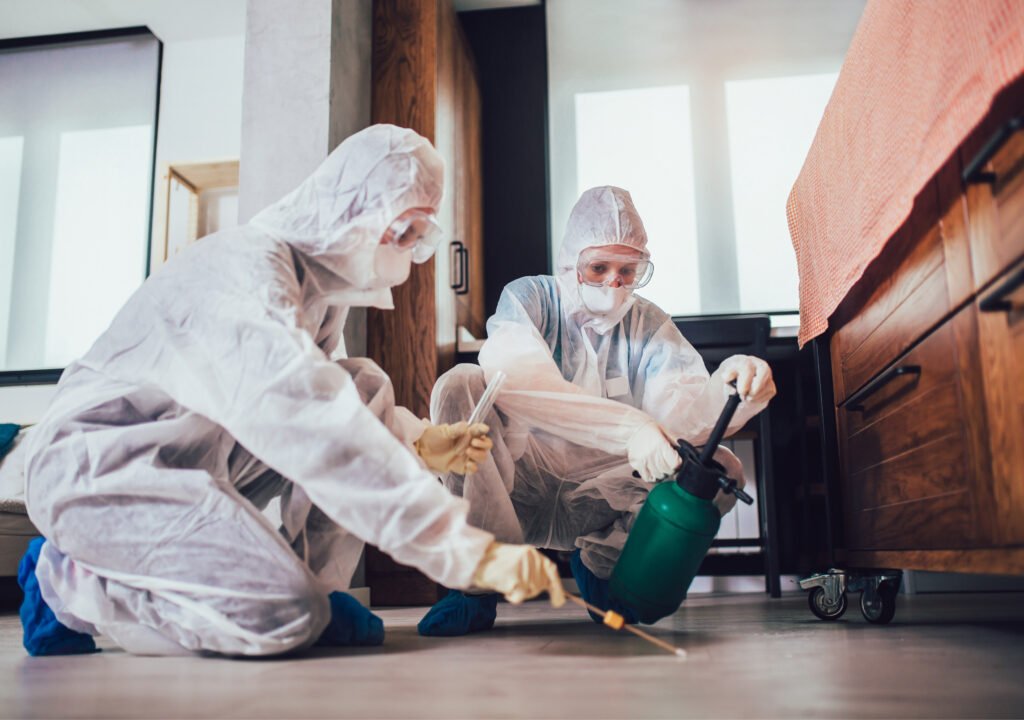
151, 34, 245, 268
1, 32, 245, 422
155, 34, 245, 182
0, 385, 59, 425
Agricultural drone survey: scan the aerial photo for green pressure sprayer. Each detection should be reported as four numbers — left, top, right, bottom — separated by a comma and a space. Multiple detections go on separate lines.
609, 386, 754, 623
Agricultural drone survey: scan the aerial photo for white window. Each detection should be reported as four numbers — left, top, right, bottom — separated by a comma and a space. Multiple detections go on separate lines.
574, 85, 701, 315
572, 74, 837, 317
0, 136, 25, 365
726, 73, 839, 312
45, 126, 152, 366
0, 32, 159, 373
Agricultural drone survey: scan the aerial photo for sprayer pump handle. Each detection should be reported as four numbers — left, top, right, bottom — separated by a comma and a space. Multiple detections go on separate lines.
698, 386, 741, 463
717, 475, 754, 505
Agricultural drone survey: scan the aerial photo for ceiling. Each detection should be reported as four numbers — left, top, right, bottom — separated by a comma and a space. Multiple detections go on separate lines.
0, 0, 247, 43
452, 0, 539, 10
0, 0, 539, 43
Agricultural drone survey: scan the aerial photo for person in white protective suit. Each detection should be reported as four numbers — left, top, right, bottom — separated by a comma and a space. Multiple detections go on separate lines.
18, 124, 565, 658
417, 186, 775, 636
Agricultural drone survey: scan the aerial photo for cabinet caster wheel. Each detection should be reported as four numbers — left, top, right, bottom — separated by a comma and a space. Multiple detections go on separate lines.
860, 584, 897, 624
808, 586, 847, 621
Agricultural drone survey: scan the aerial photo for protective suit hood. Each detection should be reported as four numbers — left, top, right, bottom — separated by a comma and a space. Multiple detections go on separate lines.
555, 186, 649, 333
249, 124, 444, 309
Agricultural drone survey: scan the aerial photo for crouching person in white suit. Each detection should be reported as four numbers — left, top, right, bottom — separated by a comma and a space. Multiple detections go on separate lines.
19, 124, 564, 658
417, 186, 775, 636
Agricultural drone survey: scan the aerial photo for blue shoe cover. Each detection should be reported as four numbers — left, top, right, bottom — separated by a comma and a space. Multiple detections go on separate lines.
18, 537, 99, 656
417, 590, 498, 637
315, 592, 385, 647
0, 423, 19, 460
570, 548, 640, 625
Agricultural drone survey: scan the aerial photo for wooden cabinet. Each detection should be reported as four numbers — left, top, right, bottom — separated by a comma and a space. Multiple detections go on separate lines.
828, 82, 1024, 575
971, 133, 1024, 292
438, 9, 486, 339
831, 183, 957, 404
975, 264, 1024, 546
837, 309, 982, 551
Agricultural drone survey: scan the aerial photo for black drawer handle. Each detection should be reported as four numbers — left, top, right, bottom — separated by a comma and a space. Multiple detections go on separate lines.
963, 116, 1024, 185
844, 365, 921, 412
979, 266, 1024, 313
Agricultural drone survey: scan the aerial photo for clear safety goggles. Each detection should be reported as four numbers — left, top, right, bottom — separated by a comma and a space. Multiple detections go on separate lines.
382, 210, 444, 264
576, 249, 654, 289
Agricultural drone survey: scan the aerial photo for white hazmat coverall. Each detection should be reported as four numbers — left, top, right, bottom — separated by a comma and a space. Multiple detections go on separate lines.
431, 186, 768, 579
24, 125, 495, 656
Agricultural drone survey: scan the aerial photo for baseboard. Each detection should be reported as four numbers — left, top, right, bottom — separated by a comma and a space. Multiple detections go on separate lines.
902, 570, 1024, 594
348, 586, 371, 607
563, 575, 800, 597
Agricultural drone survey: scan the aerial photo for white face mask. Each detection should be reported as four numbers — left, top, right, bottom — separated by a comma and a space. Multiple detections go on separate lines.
579, 283, 632, 315
372, 244, 413, 287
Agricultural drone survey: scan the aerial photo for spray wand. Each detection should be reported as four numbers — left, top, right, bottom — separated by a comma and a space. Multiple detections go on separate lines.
564, 593, 687, 658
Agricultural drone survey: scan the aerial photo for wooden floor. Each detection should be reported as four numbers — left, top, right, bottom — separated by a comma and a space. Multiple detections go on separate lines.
1, 591, 1023, 719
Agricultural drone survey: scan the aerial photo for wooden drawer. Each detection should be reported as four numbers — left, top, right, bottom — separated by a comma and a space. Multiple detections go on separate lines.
831, 183, 958, 403
964, 127, 1024, 294
975, 260, 1024, 545
837, 308, 984, 551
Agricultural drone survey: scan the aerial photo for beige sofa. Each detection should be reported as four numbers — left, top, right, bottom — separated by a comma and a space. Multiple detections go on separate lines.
0, 430, 39, 577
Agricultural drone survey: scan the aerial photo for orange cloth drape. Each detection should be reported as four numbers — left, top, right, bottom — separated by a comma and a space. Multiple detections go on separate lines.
787, 0, 1024, 346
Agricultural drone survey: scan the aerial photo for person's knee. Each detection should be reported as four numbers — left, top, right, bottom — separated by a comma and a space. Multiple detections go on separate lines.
337, 358, 394, 408
436, 364, 487, 396
279, 577, 331, 645
295, 585, 331, 647
237, 582, 330, 657
430, 364, 486, 422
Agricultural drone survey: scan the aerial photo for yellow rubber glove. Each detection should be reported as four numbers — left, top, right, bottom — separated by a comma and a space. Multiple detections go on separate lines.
471, 541, 566, 607
414, 422, 493, 474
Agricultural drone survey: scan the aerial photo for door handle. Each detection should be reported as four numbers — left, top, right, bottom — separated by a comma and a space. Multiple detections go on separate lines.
449, 241, 469, 295
844, 365, 921, 412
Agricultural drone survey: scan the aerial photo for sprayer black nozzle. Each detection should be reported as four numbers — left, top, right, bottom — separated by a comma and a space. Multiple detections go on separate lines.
723, 480, 754, 505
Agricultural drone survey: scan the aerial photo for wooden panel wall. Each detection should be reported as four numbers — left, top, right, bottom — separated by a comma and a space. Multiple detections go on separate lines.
368, 0, 485, 411
366, 0, 484, 605
369, 0, 439, 421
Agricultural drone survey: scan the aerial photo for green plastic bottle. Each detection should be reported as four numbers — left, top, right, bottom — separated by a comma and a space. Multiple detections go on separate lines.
609, 391, 750, 624
609, 481, 721, 623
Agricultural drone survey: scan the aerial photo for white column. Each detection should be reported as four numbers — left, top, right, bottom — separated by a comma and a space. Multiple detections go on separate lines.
238, 0, 373, 593
239, 0, 372, 221
239, 0, 372, 357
